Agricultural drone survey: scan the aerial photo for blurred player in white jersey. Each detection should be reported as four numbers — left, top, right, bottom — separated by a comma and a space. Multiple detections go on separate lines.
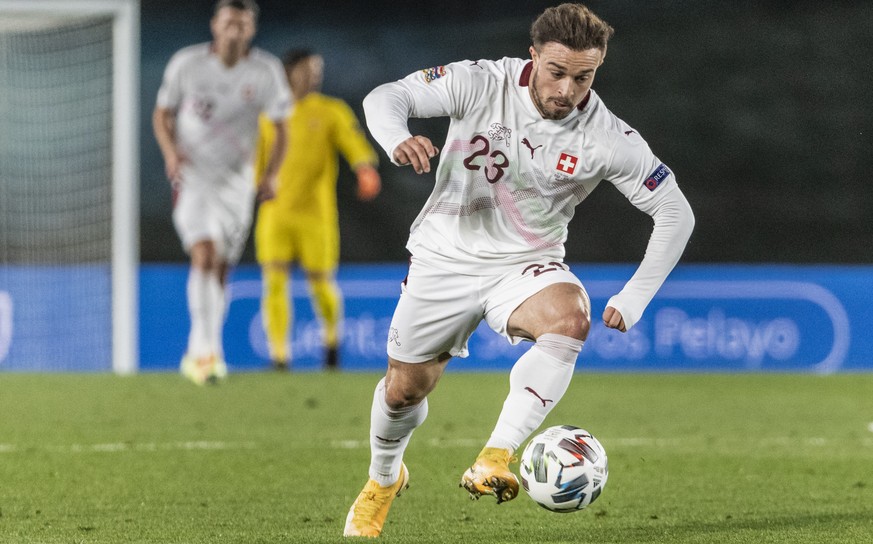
152, 0, 291, 385
344, 3, 695, 537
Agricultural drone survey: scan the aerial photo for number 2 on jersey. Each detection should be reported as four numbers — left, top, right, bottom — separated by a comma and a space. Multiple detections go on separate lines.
463, 135, 509, 183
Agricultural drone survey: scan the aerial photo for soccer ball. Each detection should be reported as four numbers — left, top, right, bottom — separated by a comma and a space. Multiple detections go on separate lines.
519, 425, 608, 512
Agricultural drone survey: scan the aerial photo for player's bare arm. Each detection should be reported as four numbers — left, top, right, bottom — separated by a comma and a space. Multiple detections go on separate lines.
152, 106, 183, 184
393, 135, 439, 174
256, 119, 288, 202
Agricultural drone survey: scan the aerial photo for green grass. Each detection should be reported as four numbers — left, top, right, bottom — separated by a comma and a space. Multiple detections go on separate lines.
1, 372, 872, 543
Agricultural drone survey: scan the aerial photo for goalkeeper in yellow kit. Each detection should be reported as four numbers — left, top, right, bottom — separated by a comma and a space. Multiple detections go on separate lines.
254, 49, 380, 370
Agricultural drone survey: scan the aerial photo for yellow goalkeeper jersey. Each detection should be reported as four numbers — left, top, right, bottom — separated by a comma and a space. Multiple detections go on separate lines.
255, 92, 378, 223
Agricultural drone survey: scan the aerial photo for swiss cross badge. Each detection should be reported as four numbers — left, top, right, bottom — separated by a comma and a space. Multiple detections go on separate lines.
556, 152, 578, 174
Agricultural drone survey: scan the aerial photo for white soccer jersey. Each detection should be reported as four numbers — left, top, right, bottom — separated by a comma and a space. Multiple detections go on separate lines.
364, 57, 694, 329
156, 43, 290, 197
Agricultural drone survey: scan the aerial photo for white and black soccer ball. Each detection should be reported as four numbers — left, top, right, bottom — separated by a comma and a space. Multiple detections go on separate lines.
519, 425, 608, 512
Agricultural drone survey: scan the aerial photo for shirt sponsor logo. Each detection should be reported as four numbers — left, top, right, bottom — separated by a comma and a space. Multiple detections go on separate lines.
421, 65, 446, 83
644, 163, 671, 191
557, 152, 578, 174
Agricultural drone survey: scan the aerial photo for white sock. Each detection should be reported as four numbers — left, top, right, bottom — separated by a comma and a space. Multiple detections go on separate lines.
206, 273, 226, 358
485, 334, 583, 452
368, 377, 428, 487
186, 268, 211, 357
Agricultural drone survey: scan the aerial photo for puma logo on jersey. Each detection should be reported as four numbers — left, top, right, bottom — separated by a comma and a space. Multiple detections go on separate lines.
470, 61, 484, 70
524, 387, 554, 407
624, 130, 636, 136
521, 137, 543, 158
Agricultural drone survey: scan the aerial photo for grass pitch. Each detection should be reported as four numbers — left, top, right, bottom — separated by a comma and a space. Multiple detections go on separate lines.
1, 371, 871, 543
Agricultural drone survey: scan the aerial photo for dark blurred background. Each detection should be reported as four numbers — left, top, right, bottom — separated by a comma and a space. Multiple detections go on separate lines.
139, 0, 873, 264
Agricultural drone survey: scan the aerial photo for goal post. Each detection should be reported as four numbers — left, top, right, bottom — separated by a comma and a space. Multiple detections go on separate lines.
0, 0, 140, 374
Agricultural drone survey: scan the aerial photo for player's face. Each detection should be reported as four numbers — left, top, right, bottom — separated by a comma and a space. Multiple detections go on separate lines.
287, 55, 324, 97
210, 7, 256, 53
528, 42, 605, 120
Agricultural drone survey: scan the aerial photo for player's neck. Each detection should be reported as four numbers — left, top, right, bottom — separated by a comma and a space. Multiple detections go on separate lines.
212, 42, 248, 68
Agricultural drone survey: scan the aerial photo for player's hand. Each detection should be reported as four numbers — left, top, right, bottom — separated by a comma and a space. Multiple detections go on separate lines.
164, 150, 185, 185
393, 135, 439, 174
257, 174, 278, 202
356, 165, 381, 201
602, 306, 627, 333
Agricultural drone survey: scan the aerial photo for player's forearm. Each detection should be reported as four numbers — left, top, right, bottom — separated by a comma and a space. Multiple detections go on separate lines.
152, 107, 177, 160
363, 83, 415, 165
607, 188, 695, 330
262, 120, 288, 181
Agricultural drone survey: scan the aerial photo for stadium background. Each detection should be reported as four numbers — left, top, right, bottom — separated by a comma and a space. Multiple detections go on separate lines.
2, 5, 872, 542
135, 0, 873, 372
139, 0, 873, 265
2, 0, 872, 372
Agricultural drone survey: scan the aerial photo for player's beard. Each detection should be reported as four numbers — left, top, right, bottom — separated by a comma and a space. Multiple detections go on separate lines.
529, 70, 574, 121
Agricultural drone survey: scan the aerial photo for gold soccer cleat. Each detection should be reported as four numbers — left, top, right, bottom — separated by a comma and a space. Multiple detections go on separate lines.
343, 464, 409, 537
460, 447, 519, 504
180, 353, 224, 386
208, 356, 228, 383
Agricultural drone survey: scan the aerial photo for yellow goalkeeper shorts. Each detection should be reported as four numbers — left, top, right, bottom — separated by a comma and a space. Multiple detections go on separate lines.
254, 202, 339, 273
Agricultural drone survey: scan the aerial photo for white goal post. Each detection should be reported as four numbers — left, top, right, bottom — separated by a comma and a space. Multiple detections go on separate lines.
0, 0, 139, 374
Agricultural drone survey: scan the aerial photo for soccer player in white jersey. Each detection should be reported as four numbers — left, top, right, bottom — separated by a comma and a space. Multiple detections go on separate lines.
152, 0, 291, 385
343, 3, 695, 538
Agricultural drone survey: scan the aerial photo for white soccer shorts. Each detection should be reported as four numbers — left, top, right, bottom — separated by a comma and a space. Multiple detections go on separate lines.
172, 177, 254, 266
386, 256, 589, 363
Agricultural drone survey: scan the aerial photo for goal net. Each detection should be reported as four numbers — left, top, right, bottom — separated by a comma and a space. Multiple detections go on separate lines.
0, 1, 139, 373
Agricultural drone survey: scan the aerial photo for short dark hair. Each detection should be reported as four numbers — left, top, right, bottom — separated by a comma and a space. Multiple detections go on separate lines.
530, 3, 614, 52
214, 0, 259, 21
282, 48, 316, 70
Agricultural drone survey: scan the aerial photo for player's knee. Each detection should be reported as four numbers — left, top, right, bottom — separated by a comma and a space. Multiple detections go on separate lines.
551, 311, 590, 342
191, 241, 220, 272
383, 385, 426, 410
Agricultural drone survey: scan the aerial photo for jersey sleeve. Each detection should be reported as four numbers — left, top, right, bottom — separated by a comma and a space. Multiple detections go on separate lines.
332, 100, 379, 168
603, 134, 695, 330
261, 56, 292, 122
155, 51, 186, 110
362, 60, 486, 164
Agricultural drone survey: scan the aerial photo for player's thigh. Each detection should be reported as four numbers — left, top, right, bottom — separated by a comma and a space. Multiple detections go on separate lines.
387, 258, 483, 364
298, 218, 339, 273
254, 204, 296, 264
172, 187, 221, 253
217, 200, 254, 266
507, 282, 591, 341
484, 260, 590, 344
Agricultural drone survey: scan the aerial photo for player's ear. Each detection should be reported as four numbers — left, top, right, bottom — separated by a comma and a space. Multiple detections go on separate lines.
599, 45, 607, 65
529, 45, 538, 63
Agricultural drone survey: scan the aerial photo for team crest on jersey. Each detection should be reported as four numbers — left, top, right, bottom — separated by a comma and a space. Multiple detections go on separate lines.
643, 163, 671, 191
421, 65, 446, 83
241, 84, 256, 102
556, 152, 578, 174
488, 123, 512, 147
